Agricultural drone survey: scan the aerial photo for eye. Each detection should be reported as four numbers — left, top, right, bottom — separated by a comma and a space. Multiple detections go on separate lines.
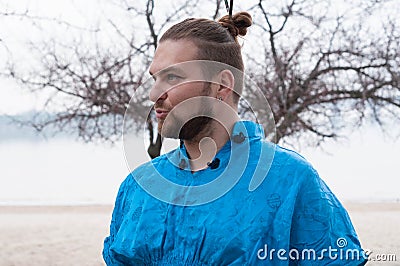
167, 73, 181, 81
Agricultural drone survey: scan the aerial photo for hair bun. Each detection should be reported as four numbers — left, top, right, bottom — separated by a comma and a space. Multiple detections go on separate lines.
218, 11, 252, 40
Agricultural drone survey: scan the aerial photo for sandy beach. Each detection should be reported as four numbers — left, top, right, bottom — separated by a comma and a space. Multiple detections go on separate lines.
0, 202, 399, 266
0, 205, 112, 266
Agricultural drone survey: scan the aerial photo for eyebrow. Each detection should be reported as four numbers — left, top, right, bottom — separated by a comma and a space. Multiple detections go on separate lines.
149, 66, 185, 77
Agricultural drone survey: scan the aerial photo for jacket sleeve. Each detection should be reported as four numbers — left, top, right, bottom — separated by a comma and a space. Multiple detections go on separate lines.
102, 175, 133, 265
290, 167, 368, 265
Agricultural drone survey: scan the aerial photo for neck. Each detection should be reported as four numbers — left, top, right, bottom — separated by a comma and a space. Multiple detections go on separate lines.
183, 118, 237, 171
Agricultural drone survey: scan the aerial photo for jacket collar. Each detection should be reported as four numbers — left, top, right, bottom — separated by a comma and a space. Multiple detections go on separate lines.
167, 121, 264, 171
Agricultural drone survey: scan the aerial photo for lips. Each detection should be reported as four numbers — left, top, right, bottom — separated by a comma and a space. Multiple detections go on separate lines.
155, 109, 169, 119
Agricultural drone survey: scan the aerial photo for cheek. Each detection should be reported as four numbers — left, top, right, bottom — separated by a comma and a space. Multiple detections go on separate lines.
168, 82, 206, 106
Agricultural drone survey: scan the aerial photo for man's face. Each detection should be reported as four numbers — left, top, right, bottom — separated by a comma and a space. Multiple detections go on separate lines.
149, 40, 214, 140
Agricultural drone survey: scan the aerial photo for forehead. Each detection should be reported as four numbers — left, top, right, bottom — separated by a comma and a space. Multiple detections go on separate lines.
149, 39, 199, 75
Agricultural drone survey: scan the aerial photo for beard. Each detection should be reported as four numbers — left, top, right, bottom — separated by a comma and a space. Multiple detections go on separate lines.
178, 116, 212, 140
156, 82, 214, 141
157, 108, 213, 141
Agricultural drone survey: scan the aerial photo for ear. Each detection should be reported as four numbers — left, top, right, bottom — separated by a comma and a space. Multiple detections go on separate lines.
217, 69, 235, 100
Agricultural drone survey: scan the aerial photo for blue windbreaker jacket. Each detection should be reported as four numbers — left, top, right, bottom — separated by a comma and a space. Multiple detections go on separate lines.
103, 121, 367, 265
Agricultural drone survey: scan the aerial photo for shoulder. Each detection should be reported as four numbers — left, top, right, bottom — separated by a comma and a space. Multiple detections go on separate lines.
258, 143, 327, 196
273, 146, 338, 206
267, 143, 317, 175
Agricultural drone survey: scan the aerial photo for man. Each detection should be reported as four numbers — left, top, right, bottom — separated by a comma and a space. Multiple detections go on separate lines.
103, 11, 367, 265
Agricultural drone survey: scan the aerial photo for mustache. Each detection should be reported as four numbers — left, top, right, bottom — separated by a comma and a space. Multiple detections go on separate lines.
154, 105, 169, 111
154, 101, 172, 110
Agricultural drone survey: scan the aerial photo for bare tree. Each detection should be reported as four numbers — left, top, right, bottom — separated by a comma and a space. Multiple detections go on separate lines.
3, 0, 198, 158
2, 0, 399, 156
245, 0, 400, 147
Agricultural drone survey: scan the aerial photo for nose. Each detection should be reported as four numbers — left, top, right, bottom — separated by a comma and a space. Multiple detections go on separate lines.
149, 80, 167, 103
